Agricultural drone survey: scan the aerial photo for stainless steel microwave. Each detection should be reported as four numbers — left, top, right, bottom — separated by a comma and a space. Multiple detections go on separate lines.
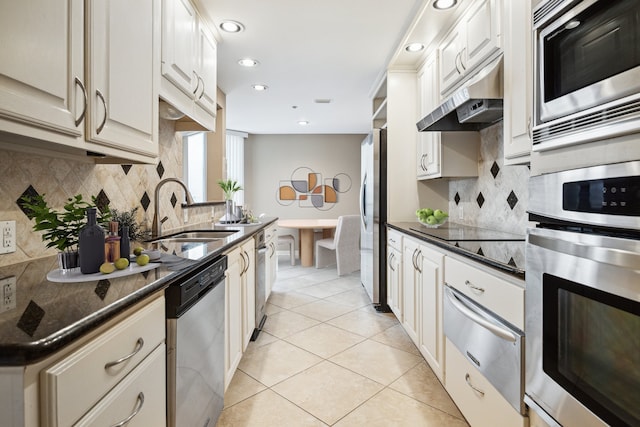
532, 0, 640, 151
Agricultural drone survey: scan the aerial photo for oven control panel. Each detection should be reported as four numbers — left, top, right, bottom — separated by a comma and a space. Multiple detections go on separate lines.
563, 176, 640, 216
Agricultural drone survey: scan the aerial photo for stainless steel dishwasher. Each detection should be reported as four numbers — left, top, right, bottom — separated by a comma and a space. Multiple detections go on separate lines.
251, 230, 267, 341
166, 255, 227, 427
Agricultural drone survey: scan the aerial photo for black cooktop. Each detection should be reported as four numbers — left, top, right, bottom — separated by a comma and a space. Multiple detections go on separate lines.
407, 223, 526, 275
409, 223, 525, 242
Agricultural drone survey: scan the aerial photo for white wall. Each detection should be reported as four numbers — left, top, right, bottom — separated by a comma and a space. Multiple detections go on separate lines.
243, 134, 364, 223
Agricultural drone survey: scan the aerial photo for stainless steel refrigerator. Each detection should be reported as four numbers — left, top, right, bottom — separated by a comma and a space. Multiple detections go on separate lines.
360, 129, 388, 311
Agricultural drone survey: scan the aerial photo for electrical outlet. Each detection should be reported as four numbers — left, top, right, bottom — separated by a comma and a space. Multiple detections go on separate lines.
458, 206, 464, 220
0, 276, 16, 313
0, 221, 16, 254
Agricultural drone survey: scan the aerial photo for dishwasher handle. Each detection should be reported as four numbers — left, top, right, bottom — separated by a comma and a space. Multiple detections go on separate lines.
444, 286, 517, 343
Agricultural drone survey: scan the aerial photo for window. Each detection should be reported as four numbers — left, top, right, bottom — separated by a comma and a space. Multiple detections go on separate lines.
226, 131, 247, 205
183, 132, 207, 203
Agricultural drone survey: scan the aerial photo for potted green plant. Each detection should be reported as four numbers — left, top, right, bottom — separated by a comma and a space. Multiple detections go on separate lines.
218, 179, 243, 223
109, 207, 150, 243
21, 194, 110, 269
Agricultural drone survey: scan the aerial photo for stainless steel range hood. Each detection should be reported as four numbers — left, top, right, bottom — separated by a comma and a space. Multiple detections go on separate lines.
417, 54, 503, 132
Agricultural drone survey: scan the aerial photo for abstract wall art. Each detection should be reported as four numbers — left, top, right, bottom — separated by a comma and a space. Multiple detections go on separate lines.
277, 166, 352, 210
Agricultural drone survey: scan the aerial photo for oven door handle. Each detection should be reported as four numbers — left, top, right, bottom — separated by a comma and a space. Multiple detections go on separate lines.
445, 287, 517, 343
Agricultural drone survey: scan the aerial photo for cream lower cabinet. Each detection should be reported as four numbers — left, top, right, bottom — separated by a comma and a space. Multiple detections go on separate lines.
0, 0, 160, 163
445, 338, 527, 427
224, 237, 256, 390
386, 229, 403, 320
402, 236, 445, 381
224, 246, 243, 390
264, 224, 278, 301
40, 295, 166, 427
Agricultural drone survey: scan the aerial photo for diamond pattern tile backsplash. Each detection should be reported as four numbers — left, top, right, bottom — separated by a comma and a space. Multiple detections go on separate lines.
0, 119, 222, 267
448, 123, 531, 235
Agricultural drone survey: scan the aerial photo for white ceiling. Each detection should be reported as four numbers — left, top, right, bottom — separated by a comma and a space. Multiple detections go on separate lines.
196, 0, 422, 134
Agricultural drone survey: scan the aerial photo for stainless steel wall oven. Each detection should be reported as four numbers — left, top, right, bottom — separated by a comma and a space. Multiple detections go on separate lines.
532, 0, 640, 151
526, 161, 640, 427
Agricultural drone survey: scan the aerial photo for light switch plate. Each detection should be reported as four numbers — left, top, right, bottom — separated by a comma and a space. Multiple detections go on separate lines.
0, 221, 16, 254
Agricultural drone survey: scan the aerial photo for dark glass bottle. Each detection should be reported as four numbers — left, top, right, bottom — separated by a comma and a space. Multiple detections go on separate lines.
79, 208, 105, 274
120, 225, 131, 260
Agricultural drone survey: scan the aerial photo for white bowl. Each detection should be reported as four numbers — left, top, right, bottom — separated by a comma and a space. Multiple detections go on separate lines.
418, 217, 448, 228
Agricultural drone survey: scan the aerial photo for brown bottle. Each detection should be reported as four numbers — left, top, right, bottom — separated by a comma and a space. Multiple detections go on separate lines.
104, 221, 121, 262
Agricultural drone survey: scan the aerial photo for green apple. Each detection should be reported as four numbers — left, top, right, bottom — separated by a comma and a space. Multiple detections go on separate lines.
434, 209, 448, 220
426, 215, 437, 225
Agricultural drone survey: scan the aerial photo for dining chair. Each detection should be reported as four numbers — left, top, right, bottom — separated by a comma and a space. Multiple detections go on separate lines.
277, 234, 296, 265
315, 215, 360, 276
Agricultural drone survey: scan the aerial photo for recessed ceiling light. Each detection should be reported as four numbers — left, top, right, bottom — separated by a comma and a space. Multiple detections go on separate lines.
314, 99, 332, 104
298, 120, 309, 126
252, 84, 268, 91
405, 43, 425, 53
219, 20, 245, 33
238, 58, 259, 67
433, 0, 457, 10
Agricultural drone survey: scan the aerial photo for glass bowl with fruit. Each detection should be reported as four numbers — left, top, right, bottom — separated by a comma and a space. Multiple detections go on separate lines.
416, 208, 448, 228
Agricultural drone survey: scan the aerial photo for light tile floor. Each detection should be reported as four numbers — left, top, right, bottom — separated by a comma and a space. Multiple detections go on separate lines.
217, 257, 470, 426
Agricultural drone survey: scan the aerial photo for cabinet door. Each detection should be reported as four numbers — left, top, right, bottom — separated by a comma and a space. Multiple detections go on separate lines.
439, 26, 465, 96
86, 0, 159, 157
74, 344, 166, 427
402, 239, 420, 345
241, 240, 256, 350
418, 245, 444, 380
224, 248, 243, 390
195, 22, 217, 117
0, 0, 84, 143
387, 246, 403, 321
265, 239, 277, 301
464, 0, 501, 72
417, 53, 441, 180
503, 0, 532, 164
161, 0, 198, 97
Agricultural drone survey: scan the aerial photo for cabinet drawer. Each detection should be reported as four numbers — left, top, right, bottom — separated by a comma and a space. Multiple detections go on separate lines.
387, 229, 403, 251
445, 339, 528, 427
41, 296, 165, 427
444, 257, 524, 330
264, 224, 278, 241
75, 344, 166, 427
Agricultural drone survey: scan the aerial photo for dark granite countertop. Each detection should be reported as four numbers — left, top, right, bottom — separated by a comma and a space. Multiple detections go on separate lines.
0, 218, 276, 366
387, 221, 526, 279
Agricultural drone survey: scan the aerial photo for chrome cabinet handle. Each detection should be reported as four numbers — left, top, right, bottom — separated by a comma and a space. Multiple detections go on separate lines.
104, 338, 144, 369
527, 116, 532, 140
465, 374, 485, 396
110, 392, 144, 427
420, 153, 428, 172
197, 75, 205, 100
239, 251, 246, 275
96, 89, 107, 134
465, 280, 485, 293
415, 250, 422, 273
445, 287, 517, 342
389, 253, 395, 272
74, 77, 87, 127
192, 71, 201, 95
360, 172, 367, 228
454, 52, 462, 75
459, 48, 467, 71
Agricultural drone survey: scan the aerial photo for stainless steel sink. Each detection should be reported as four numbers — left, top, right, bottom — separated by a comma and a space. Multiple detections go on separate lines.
149, 230, 239, 242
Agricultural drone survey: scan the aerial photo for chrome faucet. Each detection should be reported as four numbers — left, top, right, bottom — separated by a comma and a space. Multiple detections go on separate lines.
152, 178, 195, 237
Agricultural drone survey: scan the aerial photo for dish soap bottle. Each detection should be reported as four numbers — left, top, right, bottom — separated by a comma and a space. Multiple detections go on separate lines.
104, 221, 121, 262
79, 208, 105, 274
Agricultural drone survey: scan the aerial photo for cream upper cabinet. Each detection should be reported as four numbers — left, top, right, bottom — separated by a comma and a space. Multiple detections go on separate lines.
85, 0, 160, 158
0, 0, 160, 163
416, 53, 441, 180
440, 0, 502, 96
0, 1, 84, 145
503, 0, 532, 165
161, 0, 217, 130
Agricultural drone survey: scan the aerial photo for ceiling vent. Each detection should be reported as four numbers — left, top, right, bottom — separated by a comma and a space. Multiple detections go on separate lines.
314, 99, 332, 104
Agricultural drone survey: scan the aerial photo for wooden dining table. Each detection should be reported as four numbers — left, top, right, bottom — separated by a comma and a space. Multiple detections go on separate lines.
277, 219, 338, 267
